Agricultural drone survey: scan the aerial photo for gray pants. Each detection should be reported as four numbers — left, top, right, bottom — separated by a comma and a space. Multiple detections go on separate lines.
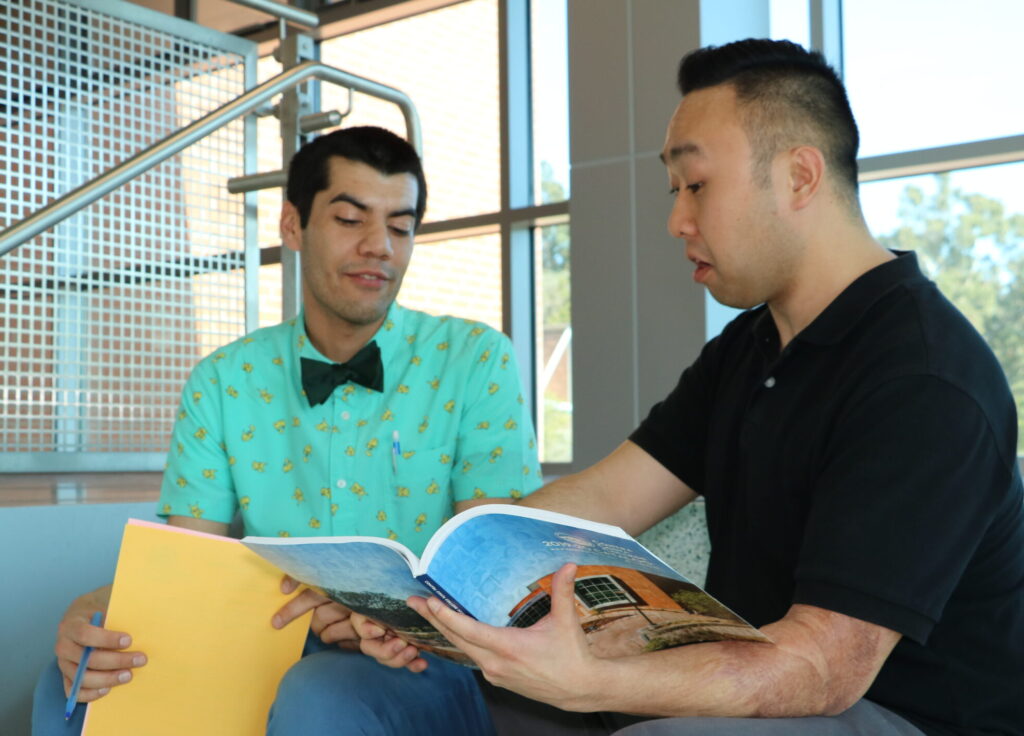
477, 675, 925, 736
611, 699, 926, 735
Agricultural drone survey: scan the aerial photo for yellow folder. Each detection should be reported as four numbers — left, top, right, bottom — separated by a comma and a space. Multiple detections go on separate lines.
83, 519, 309, 735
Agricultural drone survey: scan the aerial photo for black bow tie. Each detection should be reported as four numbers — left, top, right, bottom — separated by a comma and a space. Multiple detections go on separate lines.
300, 342, 384, 406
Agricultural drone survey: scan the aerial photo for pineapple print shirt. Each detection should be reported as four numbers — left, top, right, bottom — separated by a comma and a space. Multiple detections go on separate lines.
158, 303, 542, 555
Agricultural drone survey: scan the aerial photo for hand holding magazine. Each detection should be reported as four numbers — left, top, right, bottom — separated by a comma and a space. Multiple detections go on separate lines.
242, 505, 768, 665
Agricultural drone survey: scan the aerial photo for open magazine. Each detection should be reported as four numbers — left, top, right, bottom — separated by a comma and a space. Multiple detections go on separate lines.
241, 505, 769, 665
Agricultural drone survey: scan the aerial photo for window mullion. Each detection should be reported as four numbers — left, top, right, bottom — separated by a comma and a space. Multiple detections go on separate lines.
859, 135, 1024, 182
500, 0, 537, 421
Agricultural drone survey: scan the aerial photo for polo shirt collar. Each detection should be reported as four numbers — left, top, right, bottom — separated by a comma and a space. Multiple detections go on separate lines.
798, 250, 926, 346
751, 251, 926, 349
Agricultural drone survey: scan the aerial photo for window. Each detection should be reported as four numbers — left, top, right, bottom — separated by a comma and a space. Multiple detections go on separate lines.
401, 231, 503, 331
530, 0, 569, 206
509, 591, 551, 628
535, 222, 571, 462
768, 0, 809, 49
574, 575, 636, 610
318, 1, 501, 223
861, 163, 1024, 453
842, 1, 1024, 454
256, 55, 285, 329
256, 0, 573, 465
843, 0, 1024, 157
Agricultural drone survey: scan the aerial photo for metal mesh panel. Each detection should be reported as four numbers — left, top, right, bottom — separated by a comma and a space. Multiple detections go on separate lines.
0, 0, 251, 465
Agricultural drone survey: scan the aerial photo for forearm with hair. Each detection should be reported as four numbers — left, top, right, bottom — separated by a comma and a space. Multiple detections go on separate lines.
579, 605, 898, 718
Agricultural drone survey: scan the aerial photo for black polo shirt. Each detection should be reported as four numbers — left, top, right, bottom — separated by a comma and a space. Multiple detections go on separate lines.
631, 252, 1024, 735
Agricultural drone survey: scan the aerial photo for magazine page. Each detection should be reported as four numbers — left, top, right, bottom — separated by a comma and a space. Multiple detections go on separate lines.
420, 507, 770, 656
241, 535, 471, 663
417, 504, 634, 573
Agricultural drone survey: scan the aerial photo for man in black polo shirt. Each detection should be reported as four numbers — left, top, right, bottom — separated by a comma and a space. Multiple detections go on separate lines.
389, 39, 1024, 736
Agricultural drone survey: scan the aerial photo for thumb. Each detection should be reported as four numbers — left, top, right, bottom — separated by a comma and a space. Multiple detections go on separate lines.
548, 563, 579, 626
280, 575, 300, 594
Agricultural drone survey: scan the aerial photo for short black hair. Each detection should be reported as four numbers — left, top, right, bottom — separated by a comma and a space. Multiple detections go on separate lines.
285, 126, 427, 228
678, 39, 859, 203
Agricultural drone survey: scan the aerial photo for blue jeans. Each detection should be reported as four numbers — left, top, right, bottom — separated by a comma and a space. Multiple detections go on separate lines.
267, 641, 494, 736
33, 638, 493, 736
32, 659, 85, 736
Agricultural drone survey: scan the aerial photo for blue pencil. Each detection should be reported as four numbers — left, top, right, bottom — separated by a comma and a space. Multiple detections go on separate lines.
64, 611, 104, 720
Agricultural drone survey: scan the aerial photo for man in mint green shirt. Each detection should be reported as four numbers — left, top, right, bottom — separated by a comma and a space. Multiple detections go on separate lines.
159, 301, 539, 555
38, 126, 540, 736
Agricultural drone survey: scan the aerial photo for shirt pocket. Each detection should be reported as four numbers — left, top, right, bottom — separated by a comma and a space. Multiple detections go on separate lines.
392, 442, 456, 500
388, 442, 457, 552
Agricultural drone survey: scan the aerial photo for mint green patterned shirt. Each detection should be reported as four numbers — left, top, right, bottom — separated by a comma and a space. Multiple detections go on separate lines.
158, 303, 542, 555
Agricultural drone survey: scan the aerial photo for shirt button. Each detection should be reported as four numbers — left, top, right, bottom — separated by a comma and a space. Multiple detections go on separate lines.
764, 377, 776, 388
341, 411, 351, 420
336, 479, 347, 489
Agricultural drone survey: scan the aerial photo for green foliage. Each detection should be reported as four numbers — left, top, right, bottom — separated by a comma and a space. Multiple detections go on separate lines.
538, 162, 571, 327
537, 162, 573, 462
543, 266, 571, 326
877, 173, 1024, 453
539, 162, 570, 264
539, 160, 568, 208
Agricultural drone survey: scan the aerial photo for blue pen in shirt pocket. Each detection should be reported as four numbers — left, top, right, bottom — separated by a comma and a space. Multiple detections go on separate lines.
391, 430, 401, 474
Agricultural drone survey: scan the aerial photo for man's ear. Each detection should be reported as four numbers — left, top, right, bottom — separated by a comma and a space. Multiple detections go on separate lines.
785, 145, 825, 211
280, 201, 303, 253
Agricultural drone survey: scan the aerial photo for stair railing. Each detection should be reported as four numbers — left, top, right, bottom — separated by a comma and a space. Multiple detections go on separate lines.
0, 60, 422, 258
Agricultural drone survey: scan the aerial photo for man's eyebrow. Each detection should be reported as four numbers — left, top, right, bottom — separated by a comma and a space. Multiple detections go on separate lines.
328, 193, 367, 210
328, 193, 415, 220
659, 142, 703, 165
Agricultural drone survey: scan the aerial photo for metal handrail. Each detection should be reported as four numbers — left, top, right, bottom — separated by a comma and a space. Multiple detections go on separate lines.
0, 60, 422, 257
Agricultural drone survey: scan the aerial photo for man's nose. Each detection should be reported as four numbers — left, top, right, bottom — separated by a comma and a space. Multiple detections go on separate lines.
667, 194, 697, 240
359, 222, 393, 258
